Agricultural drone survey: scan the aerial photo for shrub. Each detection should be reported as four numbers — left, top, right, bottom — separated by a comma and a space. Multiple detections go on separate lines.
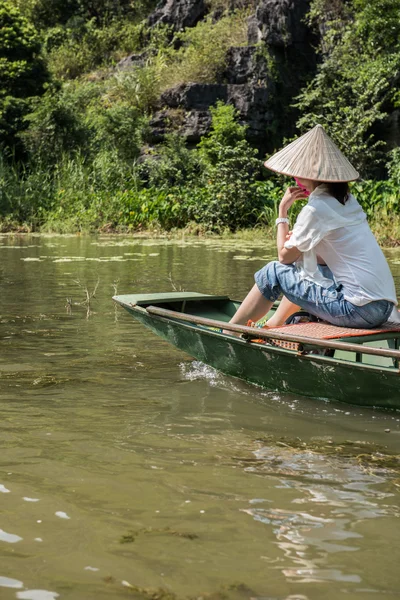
21, 88, 90, 161
138, 133, 202, 188
198, 102, 247, 163
186, 103, 263, 231
87, 101, 147, 160
387, 148, 400, 188
101, 10, 250, 114
351, 179, 400, 220
106, 52, 167, 112
206, 0, 256, 10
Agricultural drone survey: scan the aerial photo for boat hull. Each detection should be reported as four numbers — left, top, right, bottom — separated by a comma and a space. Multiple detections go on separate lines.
122, 303, 400, 409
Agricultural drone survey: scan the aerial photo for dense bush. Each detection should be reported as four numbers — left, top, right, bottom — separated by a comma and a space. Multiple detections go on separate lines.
138, 134, 202, 188
21, 89, 89, 161
19, 77, 149, 164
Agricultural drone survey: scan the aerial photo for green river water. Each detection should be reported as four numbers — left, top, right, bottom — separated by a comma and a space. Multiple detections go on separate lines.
0, 234, 400, 600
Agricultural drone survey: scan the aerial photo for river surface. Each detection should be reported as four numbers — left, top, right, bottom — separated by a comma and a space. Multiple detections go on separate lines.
0, 234, 400, 600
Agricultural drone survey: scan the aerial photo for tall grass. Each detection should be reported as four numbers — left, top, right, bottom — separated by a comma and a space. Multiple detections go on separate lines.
0, 150, 142, 232
1, 150, 400, 240
205, 0, 257, 11
162, 11, 249, 86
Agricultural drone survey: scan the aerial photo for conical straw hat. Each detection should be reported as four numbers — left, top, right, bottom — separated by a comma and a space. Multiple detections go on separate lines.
264, 125, 359, 182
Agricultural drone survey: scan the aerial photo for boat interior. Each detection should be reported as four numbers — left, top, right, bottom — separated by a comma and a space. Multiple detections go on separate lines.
114, 292, 400, 370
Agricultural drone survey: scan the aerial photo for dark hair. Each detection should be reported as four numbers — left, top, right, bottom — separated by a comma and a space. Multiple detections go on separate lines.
324, 182, 350, 205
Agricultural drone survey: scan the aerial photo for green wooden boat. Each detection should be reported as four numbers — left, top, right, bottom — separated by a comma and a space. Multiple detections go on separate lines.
113, 292, 400, 409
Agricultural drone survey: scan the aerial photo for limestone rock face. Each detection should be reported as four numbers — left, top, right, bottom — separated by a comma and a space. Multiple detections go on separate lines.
143, 0, 316, 148
160, 83, 228, 110
150, 81, 275, 144
247, 0, 311, 47
116, 52, 147, 71
222, 47, 270, 85
149, 107, 212, 144
148, 0, 208, 31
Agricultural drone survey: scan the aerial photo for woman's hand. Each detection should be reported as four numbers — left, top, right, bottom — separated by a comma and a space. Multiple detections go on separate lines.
279, 187, 306, 217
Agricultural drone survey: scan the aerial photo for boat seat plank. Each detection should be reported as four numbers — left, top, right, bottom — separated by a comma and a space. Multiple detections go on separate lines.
264, 321, 400, 340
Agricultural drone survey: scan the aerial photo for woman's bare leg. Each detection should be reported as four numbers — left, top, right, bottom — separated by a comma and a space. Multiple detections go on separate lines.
224, 290, 300, 335
228, 284, 273, 327
266, 296, 300, 327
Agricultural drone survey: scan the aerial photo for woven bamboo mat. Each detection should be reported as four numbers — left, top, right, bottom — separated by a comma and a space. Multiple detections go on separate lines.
264, 321, 400, 340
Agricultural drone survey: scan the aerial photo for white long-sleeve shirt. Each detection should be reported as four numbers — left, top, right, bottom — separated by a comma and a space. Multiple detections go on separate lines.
284, 184, 397, 306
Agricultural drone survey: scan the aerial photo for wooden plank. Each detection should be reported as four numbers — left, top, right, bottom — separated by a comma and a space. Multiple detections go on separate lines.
146, 306, 400, 361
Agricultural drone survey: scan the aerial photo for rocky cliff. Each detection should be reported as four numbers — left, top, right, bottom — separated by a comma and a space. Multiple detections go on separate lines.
144, 0, 318, 151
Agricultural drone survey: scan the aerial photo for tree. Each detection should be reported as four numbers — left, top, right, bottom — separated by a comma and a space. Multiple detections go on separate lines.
30, 0, 157, 28
0, 1, 49, 155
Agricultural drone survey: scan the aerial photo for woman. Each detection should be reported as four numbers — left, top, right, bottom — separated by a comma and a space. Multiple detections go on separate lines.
229, 125, 397, 330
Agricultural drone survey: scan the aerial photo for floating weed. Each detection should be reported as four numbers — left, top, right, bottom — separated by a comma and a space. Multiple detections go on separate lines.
86, 257, 140, 262
0, 371, 71, 387
53, 257, 86, 263
121, 583, 177, 600
20, 257, 42, 262
119, 527, 199, 544
102, 579, 258, 600
242, 256, 267, 262
120, 533, 136, 544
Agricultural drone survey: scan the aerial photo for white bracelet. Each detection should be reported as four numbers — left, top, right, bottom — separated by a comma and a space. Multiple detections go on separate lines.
275, 217, 289, 226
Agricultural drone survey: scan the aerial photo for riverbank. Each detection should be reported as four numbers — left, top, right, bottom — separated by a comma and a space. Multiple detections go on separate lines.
1, 214, 399, 247
1, 102, 400, 245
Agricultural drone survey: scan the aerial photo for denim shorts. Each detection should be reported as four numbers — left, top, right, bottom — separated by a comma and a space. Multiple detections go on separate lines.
255, 261, 394, 328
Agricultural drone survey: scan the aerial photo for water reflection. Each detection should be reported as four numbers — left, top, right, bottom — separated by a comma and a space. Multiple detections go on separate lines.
241, 444, 399, 585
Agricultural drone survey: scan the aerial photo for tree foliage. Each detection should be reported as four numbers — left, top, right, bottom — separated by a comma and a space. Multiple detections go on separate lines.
0, 1, 49, 154
296, 0, 400, 178
30, 0, 157, 28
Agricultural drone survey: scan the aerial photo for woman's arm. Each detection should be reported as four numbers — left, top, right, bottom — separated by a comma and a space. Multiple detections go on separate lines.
276, 187, 304, 264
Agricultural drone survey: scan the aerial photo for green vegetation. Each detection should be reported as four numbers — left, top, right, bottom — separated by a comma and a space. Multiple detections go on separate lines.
296, 0, 400, 178
0, 1, 49, 156
0, 0, 399, 238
